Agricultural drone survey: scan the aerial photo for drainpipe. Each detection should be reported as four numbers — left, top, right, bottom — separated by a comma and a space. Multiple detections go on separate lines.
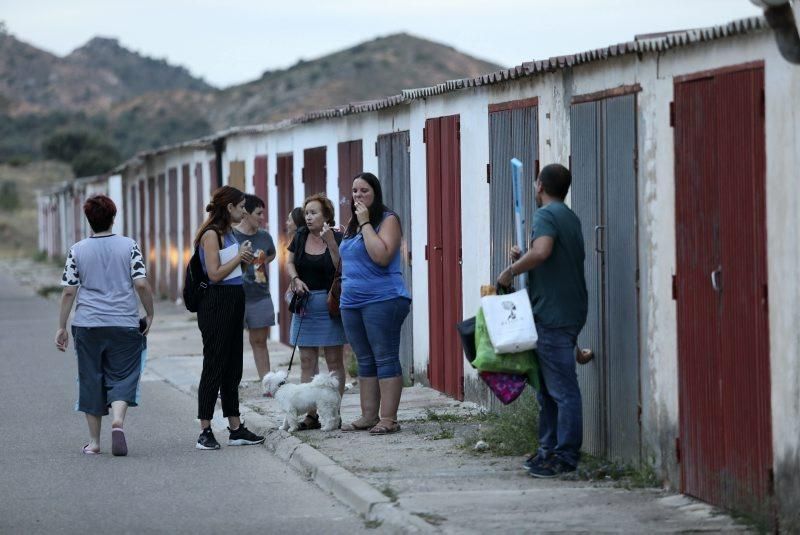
752, 0, 800, 63
212, 137, 225, 189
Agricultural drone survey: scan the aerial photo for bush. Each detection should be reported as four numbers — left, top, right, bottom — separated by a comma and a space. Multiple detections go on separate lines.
0, 180, 20, 210
71, 148, 119, 177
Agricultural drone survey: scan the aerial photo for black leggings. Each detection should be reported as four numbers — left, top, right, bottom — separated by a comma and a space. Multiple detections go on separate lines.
197, 285, 245, 421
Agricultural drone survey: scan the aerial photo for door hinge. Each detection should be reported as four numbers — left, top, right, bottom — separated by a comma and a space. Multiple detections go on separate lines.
762, 283, 768, 308
375, 141, 379, 157
675, 437, 681, 463
760, 88, 765, 118
422, 127, 427, 144
301, 167, 306, 183
568, 154, 572, 171
457, 120, 461, 141
274, 173, 279, 187
486, 163, 491, 184
425, 244, 429, 261
669, 101, 675, 127
768, 468, 775, 496
672, 274, 678, 300
534, 159, 540, 180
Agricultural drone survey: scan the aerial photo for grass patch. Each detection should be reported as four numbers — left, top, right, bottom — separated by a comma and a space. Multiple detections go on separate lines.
380, 484, 399, 502
559, 453, 662, 488
423, 408, 466, 423
36, 284, 62, 298
364, 519, 383, 529
431, 429, 454, 440
459, 393, 539, 457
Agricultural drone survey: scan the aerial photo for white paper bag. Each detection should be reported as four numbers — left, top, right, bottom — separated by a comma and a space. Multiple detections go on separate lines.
480, 289, 538, 353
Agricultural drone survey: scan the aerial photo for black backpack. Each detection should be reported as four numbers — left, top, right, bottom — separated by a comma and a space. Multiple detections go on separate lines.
183, 231, 221, 312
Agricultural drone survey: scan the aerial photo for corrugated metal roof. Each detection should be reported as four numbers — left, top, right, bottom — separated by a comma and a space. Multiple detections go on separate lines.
99, 16, 770, 177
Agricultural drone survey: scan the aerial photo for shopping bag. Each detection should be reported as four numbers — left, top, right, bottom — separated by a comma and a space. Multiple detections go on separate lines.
455, 316, 477, 365
479, 371, 528, 404
480, 288, 537, 353
472, 308, 539, 390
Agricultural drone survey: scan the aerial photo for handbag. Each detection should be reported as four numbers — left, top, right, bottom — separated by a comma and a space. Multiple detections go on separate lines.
480, 287, 538, 353
455, 316, 477, 365
327, 259, 342, 318
472, 308, 540, 390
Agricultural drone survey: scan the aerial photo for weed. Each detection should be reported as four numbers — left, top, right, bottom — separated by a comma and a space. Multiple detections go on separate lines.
459, 394, 539, 456
380, 484, 399, 502
431, 429, 454, 440
423, 408, 466, 423
36, 284, 62, 298
31, 250, 48, 263
364, 519, 383, 529
414, 512, 447, 526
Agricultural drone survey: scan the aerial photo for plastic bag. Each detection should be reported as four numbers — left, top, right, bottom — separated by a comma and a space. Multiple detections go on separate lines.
480, 288, 537, 353
472, 308, 539, 390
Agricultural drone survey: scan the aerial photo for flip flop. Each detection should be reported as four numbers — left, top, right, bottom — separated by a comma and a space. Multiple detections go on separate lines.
82, 444, 101, 455
341, 418, 379, 432
111, 428, 128, 457
369, 420, 401, 435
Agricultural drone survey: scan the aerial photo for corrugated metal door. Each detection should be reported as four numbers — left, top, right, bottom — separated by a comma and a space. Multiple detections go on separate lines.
303, 147, 327, 199
570, 100, 606, 456
602, 94, 640, 462
674, 65, 772, 514
276, 154, 294, 345
570, 93, 641, 463
138, 181, 146, 267
378, 131, 413, 384
254, 155, 268, 223
229, 161, 245, 192
147, 177, 157, 292
425, 116, 463, 400
194, 163, 203, 229
337, 140, 363, 224
181, 165, 191, 269
168, 167, 179, 301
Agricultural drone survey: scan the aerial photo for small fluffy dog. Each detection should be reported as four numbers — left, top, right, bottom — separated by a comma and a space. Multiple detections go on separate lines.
261, 370, 342, 432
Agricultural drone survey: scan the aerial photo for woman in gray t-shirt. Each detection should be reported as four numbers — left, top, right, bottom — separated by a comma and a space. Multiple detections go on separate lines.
55, 194, 154, 457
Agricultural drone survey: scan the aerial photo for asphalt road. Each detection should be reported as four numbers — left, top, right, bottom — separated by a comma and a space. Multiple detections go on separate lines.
0, 275, 365, 534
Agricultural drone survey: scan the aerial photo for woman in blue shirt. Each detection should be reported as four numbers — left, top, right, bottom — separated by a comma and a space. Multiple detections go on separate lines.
339, 173, 411, 434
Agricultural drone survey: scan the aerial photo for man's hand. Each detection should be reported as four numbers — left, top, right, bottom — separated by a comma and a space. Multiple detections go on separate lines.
55, 328, 69, 352
142, 315, 153, 336
510, 245, 521, 261
497, 267, 514, 289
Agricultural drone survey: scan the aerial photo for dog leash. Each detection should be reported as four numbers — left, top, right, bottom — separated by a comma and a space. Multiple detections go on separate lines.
286, 292, 309, 375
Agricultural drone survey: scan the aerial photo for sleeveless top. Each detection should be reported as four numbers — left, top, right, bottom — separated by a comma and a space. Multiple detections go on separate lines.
339, 212, 411, 308
199, 232, 242, 285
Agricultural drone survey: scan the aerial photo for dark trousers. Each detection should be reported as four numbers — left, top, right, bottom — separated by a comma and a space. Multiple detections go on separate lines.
197, 285, 245, 421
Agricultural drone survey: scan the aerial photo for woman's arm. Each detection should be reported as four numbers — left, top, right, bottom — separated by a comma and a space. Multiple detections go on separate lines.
320, 223, 340, 266
286, 251, 310, 294
202, 230, 248, 283
360, 215, 402, 267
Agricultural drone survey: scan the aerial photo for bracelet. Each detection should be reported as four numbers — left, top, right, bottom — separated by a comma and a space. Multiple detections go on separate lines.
359, 221, 372, 230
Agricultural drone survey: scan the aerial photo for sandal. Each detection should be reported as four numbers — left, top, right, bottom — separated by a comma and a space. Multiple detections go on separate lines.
341, 417, 380, 432
369, 419, 401, 435
111, 428, 128, 457
296, 414, 321, 431
82, 444, 101, 455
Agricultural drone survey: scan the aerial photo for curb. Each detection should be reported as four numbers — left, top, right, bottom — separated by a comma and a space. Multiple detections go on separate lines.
252, 421, 437, 533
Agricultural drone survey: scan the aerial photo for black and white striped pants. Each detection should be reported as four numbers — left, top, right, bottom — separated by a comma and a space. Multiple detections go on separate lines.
196, 284, 245, 421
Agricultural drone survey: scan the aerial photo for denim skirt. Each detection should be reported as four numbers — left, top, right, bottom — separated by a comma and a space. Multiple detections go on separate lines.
290, 290, 347, 347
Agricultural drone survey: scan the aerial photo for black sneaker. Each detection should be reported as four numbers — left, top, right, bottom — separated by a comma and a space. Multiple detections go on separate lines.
228, 424, 265, 446
528, 458, 576, 479
522, 453, 550, 471
196, 427, 221, 450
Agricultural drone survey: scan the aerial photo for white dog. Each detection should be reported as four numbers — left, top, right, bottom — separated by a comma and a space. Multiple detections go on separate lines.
261, 370, 342, 432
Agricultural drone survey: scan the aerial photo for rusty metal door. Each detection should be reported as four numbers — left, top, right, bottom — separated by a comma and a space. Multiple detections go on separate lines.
303, 147, 327, 199
181, 165, 191, 269
147, 177, 157, 292
138, 180, 146, 267
276, 154, 294, 345
425, 115, 463, 400
254, 155, 268, 224
168, 168, 179, 301
157, 173, 167, 299
570, 92, 641, 463
337, 140, 363, 224
378, 131, 413, 384
194, 163, 203, 229
674, 64, 772, 515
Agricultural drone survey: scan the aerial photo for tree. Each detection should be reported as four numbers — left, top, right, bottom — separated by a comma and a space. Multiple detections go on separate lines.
71, 149, 119, 177
0, 180, 19, 211
42, 130, 121, 177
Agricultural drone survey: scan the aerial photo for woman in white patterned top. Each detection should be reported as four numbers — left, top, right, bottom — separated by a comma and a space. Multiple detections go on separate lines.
55, 194, 154, 457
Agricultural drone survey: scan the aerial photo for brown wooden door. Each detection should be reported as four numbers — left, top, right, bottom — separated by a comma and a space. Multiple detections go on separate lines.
425, 115, 463, 400
303, 147, 327, 199
276, 154, 294, 345
254, 155, 268, 225
337, 140, 363, 225
674, 63, 772, 516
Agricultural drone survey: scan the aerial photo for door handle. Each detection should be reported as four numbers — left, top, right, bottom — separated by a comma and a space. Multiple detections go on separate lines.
433, 246, 442, 251
594, 225, 605, 253
711, 266, 722, 292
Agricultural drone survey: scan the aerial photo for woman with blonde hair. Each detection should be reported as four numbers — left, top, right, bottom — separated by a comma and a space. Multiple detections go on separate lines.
286, 193, 346, 430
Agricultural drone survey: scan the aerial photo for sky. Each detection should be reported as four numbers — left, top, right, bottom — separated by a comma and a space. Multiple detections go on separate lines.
0, 0, 764, 89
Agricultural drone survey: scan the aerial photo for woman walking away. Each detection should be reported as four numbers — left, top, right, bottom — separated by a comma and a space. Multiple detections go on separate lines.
194, 185, 265, 450
55, 194, 154, 456
233, 194, 276, 381
286, 193, 347, 430
339, 172, 411, 435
